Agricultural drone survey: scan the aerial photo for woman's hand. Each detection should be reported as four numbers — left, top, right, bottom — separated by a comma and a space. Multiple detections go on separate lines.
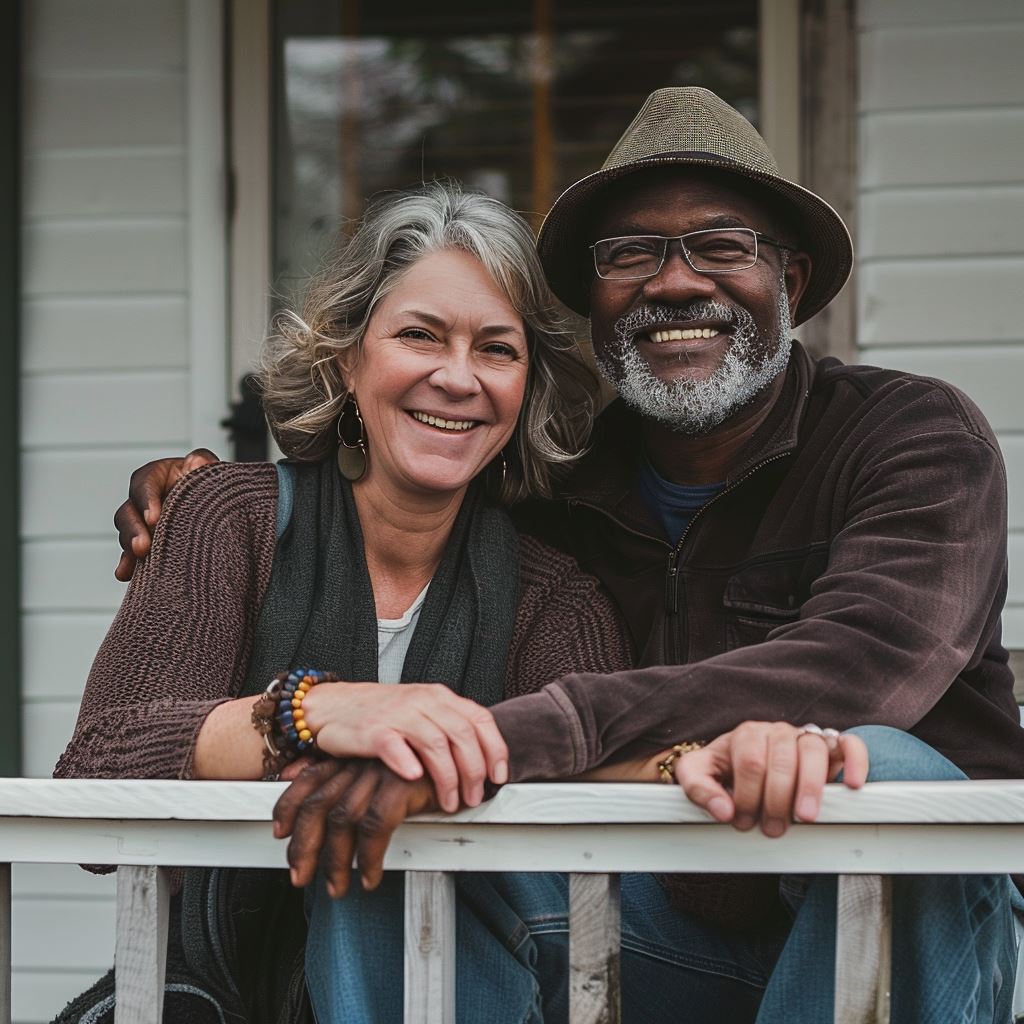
114, 449, 221, 580
273, 758, 437, 897
675, 721, 868, 836
302, 682, 508, 812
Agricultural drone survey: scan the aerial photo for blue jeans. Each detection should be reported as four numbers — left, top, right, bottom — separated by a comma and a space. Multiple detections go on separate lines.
305, 726, 1020, 1023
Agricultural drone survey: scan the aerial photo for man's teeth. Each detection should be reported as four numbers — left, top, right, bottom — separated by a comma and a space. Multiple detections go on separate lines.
411, 411, 477, 431
648, 327, 721, 343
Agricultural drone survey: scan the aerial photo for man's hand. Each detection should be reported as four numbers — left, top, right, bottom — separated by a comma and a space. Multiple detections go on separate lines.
114, 449, 220, 580
675, 721, 868, 837
273, 758, 438, 897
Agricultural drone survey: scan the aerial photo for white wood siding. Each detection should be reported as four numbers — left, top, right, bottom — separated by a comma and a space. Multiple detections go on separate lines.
17, 2, 226, 1020
857, 3, 1024, 648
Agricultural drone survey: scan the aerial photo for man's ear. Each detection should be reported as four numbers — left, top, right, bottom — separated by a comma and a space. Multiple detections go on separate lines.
783, 251, 812, 321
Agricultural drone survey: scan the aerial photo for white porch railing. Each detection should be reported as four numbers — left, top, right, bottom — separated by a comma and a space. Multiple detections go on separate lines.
3, 778, 1024, 1024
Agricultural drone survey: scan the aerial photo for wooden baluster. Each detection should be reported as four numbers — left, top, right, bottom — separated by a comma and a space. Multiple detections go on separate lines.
834, 874, 891, 1024
0, 863, 10, 1024
404, 871, 456, 1024
114, 865, 170, 1024
569, 873, 621, 1024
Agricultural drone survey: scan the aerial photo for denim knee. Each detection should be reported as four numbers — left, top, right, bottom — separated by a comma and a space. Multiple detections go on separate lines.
845, 724, 966, 783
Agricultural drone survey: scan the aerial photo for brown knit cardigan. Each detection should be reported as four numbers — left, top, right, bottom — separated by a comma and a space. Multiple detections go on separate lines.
55, 462, 634, 783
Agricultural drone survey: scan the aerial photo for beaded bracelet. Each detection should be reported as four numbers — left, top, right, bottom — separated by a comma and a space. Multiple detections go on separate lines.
251, 668, 338, 779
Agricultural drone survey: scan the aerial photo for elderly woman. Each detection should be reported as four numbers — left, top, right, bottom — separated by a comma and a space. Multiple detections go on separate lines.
54, 181, 634, 1022
61, 181, 866, 1024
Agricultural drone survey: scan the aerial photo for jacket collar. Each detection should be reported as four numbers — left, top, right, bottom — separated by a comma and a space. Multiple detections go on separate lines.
559, 341, 815, 512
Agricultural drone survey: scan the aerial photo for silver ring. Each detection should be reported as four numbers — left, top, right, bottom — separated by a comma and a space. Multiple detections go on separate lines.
798, 723, 841, 751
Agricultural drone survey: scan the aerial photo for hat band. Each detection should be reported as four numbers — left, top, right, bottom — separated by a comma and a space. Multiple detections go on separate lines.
613, 150, 747, 170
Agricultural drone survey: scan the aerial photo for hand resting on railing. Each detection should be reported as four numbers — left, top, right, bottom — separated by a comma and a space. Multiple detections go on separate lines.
272, 719, 869, 898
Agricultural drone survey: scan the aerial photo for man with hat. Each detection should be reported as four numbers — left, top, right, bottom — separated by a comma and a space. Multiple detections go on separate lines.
496, 86, 1024, 1019
112, 88, 1023, 1020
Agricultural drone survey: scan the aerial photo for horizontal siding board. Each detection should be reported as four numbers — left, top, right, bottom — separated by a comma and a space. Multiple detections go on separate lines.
858, 188, 1024, 261
860, 109, 1024, 188
23, 700, 84, 780
860, 25, 1024, 111
21, 448, 180, 539
22, 296, 189, 372
13, 970, 111, 1024
24, 151, 186, 218
22, 614, 114, 702
1002, 606, 1024, 649
857, 260, 1024, 345
855, 346, 1024, 433
859, 0, 1023, 28
1003, 436, 1024, 532
17, 0, 194, 1006
25, 0, 183, 73
22, 540, 128, 613
1009, 534, 1024, 604
25, 73, 184, 151
23, 220, 187, 296
21, 370, 189, 448
12, 897, 115, 970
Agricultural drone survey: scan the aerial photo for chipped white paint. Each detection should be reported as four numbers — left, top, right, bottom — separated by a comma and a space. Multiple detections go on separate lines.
404, 872, 456, 1024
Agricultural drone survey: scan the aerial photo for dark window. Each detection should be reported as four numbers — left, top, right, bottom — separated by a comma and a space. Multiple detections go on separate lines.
272, 0, 758, 296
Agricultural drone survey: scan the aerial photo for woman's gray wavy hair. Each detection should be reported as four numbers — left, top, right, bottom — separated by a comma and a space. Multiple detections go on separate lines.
259, 180, 598, 503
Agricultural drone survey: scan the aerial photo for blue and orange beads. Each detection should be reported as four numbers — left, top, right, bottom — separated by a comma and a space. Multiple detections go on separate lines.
275, 668, 326, 753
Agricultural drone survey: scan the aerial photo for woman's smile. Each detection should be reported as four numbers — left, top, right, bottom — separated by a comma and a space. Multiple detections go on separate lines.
408, 409, 481, 432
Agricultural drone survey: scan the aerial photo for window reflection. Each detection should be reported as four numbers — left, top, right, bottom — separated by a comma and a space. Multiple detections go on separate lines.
273, 1, 758, 298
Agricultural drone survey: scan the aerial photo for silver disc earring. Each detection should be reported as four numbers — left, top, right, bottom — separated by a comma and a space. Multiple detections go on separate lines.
336, 394, 367, 481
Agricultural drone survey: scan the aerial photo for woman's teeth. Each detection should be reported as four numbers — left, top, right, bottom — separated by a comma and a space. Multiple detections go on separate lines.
411, 411, 477, 431
649, 327, 720, 343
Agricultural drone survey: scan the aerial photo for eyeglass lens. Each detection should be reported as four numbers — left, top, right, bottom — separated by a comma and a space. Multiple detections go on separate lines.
594, 228, 758, 279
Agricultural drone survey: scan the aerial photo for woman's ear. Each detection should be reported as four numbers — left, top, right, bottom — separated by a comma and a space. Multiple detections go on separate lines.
336, 349, 359, 395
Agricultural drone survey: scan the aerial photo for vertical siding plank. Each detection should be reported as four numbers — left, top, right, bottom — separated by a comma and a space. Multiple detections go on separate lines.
834, 874, 891, 1024
0, 863, 10, 1024
404, 871, 456, 1024
114, 865, 169, 1024
569, 873, 621, 1024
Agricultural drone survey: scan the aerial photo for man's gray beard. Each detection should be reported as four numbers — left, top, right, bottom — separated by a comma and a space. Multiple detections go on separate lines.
595, 291, 793, 436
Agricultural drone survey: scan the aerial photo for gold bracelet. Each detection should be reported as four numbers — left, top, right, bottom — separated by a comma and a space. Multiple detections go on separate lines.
657, 741, 704, 783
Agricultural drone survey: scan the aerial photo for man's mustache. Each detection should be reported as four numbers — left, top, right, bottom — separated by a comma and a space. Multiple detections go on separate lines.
614, 302, 741, 341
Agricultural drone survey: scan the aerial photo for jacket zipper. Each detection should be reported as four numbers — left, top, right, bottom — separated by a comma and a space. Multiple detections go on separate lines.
569, 450, 792, 662
661, 452, 792, 661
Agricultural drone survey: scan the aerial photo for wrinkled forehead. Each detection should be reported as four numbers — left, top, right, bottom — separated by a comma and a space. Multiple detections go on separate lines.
590, 167, 794, 242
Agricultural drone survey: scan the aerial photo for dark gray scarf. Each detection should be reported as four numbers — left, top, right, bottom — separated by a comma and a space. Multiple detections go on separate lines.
174, 460, 522, 1024
243, 458, 520, 705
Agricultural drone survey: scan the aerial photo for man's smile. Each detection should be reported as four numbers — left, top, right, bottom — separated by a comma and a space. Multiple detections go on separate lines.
648, 326, 722, 343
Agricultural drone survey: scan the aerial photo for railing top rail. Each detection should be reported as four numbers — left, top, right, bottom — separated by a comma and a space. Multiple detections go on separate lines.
3, 779, 1024, 874
3, 778, 1024, 825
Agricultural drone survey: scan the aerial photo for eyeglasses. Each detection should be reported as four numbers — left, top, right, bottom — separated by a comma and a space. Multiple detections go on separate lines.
591, 228, 790, 281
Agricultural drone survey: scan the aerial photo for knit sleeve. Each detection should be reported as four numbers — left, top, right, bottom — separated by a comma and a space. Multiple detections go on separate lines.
53, 462, 280, 782
504, 536, 633, 699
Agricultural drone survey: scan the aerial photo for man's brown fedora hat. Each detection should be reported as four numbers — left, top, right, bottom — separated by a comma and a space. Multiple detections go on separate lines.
537, 87, 853, 326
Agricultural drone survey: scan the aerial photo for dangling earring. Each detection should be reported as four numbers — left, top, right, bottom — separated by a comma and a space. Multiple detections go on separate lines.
336, 394, 367, 481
